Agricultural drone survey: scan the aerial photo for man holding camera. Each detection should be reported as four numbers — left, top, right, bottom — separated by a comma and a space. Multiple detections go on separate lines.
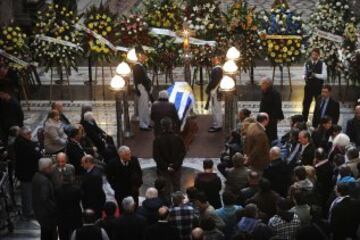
302, 48, 327, 122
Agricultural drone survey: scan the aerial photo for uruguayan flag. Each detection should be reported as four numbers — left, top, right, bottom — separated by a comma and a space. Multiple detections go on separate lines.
167, 82, 195, 131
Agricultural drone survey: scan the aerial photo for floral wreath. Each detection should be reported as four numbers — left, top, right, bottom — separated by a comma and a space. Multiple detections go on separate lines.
33, 3, 82, 72
0, 24, 29, 69
259, 0, 304, 65
83, 3, 119, 63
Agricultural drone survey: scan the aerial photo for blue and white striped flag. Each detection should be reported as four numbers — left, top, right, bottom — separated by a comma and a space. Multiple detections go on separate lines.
167, 82, 195, 131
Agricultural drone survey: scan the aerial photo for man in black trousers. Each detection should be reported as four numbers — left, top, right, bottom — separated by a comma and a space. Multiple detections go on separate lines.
106, 145, 143, 206
153, 117, 186, 197
259, 77, 284, 142
81, 155, 105, 219
302, 48, 328, 122
32, 158, 58, 240
312, 84, 339, 128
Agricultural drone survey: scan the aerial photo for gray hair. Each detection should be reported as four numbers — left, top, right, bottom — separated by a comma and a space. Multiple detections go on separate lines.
145, 187, 158, 199
333, 133, 350, 148
38, 158, 53, 171
118, 145, 130, 154
122, 196, 136, 213
158, 90, 169, 100
83, 111, 95, 122
260, 77, 273, 86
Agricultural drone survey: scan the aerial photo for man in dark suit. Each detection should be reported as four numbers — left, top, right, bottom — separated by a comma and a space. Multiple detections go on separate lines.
145, 206, 180, 240
106, 146, 143, 206
113, 196, 147, 240
32, 158, 58, 240
330, 183, 360, 240
82, 112, 116, 162
263, 146, 290, 197
194, 159, 222, 209
346, 105, 360, 147
81, 155, 105, 219
298, 130, 315, 166
312, 84, 339, 128
153, 118, 186, 197
55, 172, 82, 240
14, 126, 42, 218
259, 77, 284, 142
0, 91, 23, 143
65, 126, 86, 176
205, 57, 223, 133
151, 90, 180, 136
50, 152, 75, 189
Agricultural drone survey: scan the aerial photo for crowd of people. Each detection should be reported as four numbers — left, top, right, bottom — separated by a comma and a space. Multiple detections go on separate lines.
1, 47, 360, 240
1, 91, 360, 240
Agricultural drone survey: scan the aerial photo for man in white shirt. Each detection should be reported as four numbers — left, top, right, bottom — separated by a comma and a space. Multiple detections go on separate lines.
302, 48, 328, 122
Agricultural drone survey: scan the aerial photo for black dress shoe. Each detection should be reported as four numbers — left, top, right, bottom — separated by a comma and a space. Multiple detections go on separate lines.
139, 127, 151, 131
208, 127, 222, 133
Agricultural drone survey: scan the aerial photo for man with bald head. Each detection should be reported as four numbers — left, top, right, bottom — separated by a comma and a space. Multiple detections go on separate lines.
263, 146, 290, 196
51, 152, 75, 189
259, 77, 284, 142
346, 105, 360, 147
145, 206, 180, 240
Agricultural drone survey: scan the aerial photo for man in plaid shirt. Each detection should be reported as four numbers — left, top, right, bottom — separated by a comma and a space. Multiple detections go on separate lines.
268, 198, 301, 240
168, 191, 198, 240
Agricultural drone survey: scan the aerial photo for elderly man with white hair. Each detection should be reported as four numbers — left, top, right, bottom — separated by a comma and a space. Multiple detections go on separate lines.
32, 157, 58, 240
151, 90, 180, 136
137, 187, 164, 224
113, 196, 147, 240
82, 111, 116, 162
106, 145, 143, 206
259, 76, 284, 142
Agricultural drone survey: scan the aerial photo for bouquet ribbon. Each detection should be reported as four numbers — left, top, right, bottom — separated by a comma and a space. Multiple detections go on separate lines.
0, 49, 30, 67
264, 34, 302, 40
150, 27, 217, 47
314, 29, 343, 44
35, 35, 84, 51
74, 23, 117, 51
75, 23, 154, 52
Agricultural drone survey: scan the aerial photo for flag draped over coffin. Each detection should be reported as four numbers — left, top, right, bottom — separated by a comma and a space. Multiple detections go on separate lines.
167, 82, 195, 131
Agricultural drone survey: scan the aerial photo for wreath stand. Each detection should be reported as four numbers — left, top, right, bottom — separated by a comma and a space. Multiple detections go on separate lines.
49, 65, 73, 103
272, 64, 293, 92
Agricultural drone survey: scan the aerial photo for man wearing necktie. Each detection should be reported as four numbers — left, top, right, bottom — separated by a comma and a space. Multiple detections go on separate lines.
50, 152, 75, 190
302, 48, 328, 122
312, 85, 339, 128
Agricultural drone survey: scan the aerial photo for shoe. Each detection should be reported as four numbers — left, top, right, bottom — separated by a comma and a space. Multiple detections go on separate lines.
208, 127, 222, 133
139, 127, 151, 131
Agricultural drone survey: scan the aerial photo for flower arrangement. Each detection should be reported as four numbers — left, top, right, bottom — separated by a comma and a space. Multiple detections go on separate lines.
83, 3, 119, 62
184, 0, 225, 67
308, 0, 358, 79
32, 3, 82, 72
143, 0, 182, 31
226, 0, 261, 71
143, 0, 182, 72
118, 14, 151, 47
0, 24, 29, 69
259, 0, 304, 65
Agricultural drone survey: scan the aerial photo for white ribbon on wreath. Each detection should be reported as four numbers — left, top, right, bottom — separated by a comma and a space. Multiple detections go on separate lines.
35, 35, 84, 51
0, 49, 30, 68
314, 28, 344, 44
149, 27, 217, 47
